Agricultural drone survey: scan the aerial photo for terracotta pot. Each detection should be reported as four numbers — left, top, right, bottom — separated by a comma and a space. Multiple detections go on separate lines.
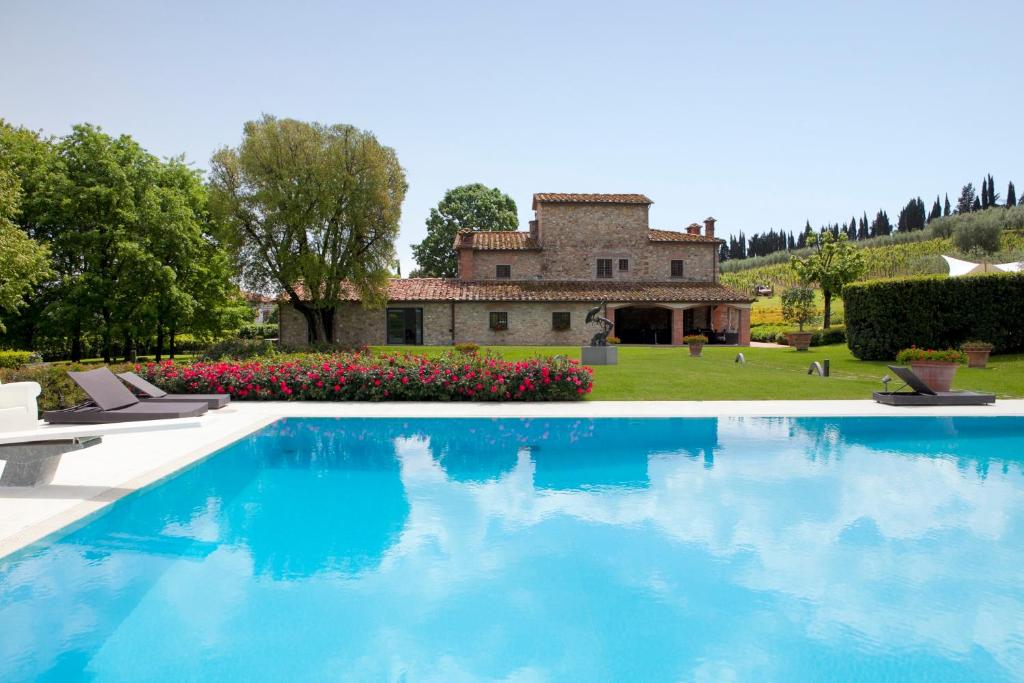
786, 331, 813, 351
963, 349, 991, 368
688, 343, 703, 357
909, 361, 958, 392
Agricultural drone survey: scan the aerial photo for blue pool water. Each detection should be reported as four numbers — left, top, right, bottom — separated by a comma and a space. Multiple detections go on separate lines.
2, 417, 1024, 681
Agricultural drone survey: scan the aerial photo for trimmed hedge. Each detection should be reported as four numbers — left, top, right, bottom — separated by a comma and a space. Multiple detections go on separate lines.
844, 273, 1024, 360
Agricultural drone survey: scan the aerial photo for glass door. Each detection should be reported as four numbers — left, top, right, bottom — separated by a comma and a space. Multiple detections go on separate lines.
386, 308, 423, 345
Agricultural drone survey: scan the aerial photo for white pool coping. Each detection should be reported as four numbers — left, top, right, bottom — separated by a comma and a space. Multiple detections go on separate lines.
2, 399, 1023, 558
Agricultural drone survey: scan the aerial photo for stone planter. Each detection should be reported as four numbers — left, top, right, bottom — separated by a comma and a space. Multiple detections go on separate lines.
785, 331, 813, 351
581, 345, 618, 366
963, 347, 992, 368
909, 361, 958, 392
688, 342, 704, 357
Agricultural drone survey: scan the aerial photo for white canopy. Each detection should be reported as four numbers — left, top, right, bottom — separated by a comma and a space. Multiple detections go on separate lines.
942, 255, 1022, 277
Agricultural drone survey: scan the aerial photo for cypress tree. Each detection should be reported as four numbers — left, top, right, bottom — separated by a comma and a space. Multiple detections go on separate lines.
944, 194, 951, 216
972, 196, 982, 211
928, 196, 942, 222
981, 176, 990, 209
988, 174, 1000, 205
1008, 182, 1017, 208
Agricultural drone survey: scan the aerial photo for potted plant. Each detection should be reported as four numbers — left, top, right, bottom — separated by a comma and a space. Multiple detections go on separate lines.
895, 347, 967, 392
780, 286, 818, 351
961, 341, 994, 368
683, 334, 708, 357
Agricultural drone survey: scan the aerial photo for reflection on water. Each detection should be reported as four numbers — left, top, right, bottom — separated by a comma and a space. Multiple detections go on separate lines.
2, 417, 1024, 681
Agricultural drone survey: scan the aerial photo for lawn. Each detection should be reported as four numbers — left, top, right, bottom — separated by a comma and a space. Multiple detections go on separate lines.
373, 344, 1024, 401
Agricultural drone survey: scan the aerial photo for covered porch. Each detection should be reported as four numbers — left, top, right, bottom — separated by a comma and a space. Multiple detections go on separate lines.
606, 302, 751, 346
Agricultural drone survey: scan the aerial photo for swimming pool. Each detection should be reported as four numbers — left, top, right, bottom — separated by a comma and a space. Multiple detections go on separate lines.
2, 416, 1023, 681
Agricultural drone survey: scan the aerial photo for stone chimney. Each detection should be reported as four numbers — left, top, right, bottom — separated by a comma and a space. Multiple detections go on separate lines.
686, 222, 702, 235
529, 219, 538, 242
704, 216, 716, 239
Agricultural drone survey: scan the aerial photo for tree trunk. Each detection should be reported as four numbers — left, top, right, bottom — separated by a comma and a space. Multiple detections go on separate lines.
823, 290, 832, 329
70, 320, 83, 362
155, 319, 164, 362
295, 303, 336, 344
169, 327, 176, 359
102, 308, 112, 364
123, 333, 133, 362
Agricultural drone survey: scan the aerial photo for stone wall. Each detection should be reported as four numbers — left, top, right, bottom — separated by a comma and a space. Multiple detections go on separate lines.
452, 302, 598, 346
467, 251, 543, 280
512, 202, 718, 282
279, 302, 452, 346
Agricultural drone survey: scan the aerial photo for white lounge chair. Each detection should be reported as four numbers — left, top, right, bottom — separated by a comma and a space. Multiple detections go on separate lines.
0, 379, 42, 432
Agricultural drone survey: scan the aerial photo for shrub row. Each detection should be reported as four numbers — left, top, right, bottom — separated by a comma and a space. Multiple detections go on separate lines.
0, 350, 42, 369
844, 272, 1024, 360
137, 351, 594, 401
750, 325, 847, 346
237, 323, 279, 340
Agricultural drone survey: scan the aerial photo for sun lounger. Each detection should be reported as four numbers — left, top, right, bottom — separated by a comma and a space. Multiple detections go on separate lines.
873, 365, 995, 406
43, 368, 209, 424
117, 371, 230, 409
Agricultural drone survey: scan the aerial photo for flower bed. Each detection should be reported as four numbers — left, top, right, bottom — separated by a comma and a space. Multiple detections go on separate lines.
136, 351, 594, 401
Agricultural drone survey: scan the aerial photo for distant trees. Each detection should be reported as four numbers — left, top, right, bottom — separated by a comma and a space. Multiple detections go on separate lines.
722, 173, 1018, 265
211, 115, 407, 344
411, 183, 518, 277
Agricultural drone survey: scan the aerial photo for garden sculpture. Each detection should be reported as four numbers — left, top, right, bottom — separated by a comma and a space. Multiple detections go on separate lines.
585, 302, 615, 347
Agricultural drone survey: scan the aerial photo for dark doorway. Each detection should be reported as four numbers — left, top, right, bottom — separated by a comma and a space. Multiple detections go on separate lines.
386, 308, 423, 345
614, 306, 672, 344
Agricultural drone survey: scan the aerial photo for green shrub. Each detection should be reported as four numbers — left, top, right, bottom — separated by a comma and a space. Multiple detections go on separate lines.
844, 272, 1024, 360
200, 338, 275, 361
0, 350, 42, 369
237, 323, 279, 339
750, 325, 790, 343
764, 326, 846, 347
953, 221, 1002, 254
895, 347, 966, 364
454, 342, 480, 354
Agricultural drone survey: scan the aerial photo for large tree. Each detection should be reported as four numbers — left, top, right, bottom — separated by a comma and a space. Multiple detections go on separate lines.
411, 183, 518, 277
1008, 182, 1017, 208
210, 115, 407, 343
0, 167, 51, 331
790, 231, 865, 328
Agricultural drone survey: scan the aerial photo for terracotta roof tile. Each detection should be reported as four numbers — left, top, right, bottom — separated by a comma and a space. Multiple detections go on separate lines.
648, 228, 723, 244
532, 193, 653, 208
314, 278, 752, 304
453, 231, 540, 251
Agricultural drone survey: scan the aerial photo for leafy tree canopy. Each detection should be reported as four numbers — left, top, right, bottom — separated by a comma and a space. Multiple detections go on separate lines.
411, 183, 518, 277
0, 166, 51, 331
790, 231, 865, 328
210, 115, 407, 342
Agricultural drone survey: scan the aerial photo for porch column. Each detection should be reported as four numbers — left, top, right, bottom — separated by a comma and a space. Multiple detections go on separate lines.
738, 308, 751, 346
671, 308, 684, 346
606, 306, 616, 330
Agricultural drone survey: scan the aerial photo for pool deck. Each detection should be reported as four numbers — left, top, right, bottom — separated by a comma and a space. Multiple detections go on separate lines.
3, 399, 1024, 558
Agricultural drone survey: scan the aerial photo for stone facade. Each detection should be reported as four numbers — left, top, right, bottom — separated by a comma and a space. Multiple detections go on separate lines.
280, 193, 752, 347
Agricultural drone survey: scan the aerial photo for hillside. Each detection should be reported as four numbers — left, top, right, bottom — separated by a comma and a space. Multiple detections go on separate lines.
721, 206, 1024, 294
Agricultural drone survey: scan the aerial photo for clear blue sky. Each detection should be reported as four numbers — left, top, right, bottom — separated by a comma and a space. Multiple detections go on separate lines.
2, 0, 1020, 275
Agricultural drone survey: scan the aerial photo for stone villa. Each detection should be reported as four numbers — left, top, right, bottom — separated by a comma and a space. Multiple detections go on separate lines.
279, 193, 753, 347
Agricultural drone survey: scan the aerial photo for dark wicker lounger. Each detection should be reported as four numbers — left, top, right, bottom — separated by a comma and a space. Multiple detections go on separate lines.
43, 368, 209, 424
873, 365, 995, 406
117, 371, 230, 409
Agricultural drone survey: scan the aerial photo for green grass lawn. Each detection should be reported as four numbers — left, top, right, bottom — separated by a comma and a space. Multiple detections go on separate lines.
373, 344, 1024, 401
